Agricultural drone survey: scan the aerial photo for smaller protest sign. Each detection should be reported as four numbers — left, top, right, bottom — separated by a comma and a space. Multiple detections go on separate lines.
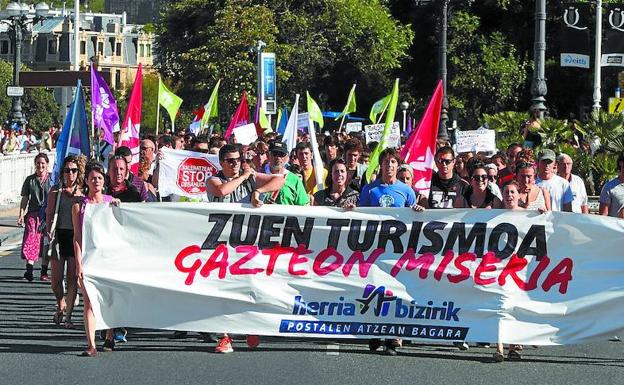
345, 122, 362, 133
233, 123, 258, 145
158, 148, 221, 200
364, 122, 400, 148
454, 129, 496, 153
297, 112, 310, 132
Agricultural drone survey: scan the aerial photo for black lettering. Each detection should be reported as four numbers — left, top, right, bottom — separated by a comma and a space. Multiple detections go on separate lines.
258, 216, 285, 249
407, 221, 423, 248
326, 219, 351, 249
517, 224, 547, 259
201, 213, 232, 249
377, 220, 407, 253
418, 221, 447, 255
229, 214, 261, 247
282, 217, 314, 248
347, 220, 379, 251
488, 223, 518, 259
442, 222, 486, 257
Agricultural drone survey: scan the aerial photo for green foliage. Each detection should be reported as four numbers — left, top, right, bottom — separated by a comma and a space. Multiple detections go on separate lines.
156, 0, 413, 124
482, 111, 525, 151
0, 60, 58, 131
448, 11, 528, 128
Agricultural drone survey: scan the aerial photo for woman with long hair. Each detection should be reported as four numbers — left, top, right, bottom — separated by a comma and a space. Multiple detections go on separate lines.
18, 153, 51, 281
45, 155, 84, 328
454, 162, 502, 209
73, 162, 118, 357
515, 161, 551, 212
313, 158, 359, 208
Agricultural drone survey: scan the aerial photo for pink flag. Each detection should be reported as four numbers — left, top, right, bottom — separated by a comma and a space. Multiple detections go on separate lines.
120, 64, 143, 175
401, 80, 443, 197
224, 90, 250, 140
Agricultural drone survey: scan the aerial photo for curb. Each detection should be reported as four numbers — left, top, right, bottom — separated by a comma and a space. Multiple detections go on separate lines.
0, 228, 23, 247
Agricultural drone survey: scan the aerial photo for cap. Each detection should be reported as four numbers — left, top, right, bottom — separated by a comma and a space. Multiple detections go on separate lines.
538, 149, 556, 162
269, 141, 289, 156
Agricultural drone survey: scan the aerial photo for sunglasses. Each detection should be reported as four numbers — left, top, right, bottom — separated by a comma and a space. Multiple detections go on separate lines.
471, 175, 488, 182
63, 168, 79, 174
271, 151, 287, 157
223, 157, 241, 165
488, 175, 498, 182
140, 146, 154, 151
437, 158, 454, 165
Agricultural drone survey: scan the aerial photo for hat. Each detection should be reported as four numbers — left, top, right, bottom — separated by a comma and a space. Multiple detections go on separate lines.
269, 141, 289, 156
538, 149, 556, 162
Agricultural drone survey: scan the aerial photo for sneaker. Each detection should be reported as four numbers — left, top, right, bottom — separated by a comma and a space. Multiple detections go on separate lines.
384, 340, 399, 356
40, 274, 50, 282
246, 335, 260, 348
113, 328, 127, 343
477, 342, 491, 348
609, 335, 621, 342
368, 339, 382, 352
215, 336, 234, 353
454, 341, 469, 351
102, 339, 115, 352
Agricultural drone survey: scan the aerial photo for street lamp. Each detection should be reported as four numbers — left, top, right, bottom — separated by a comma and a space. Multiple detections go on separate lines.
1, 1, 50, 128
530, 0, 547, 117
414, 0, 473, 141
400, 101, 409, 133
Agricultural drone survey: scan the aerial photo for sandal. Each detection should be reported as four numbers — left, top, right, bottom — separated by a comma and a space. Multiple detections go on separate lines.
493, 351, 504, 362
81, 347, 97, 357
508, 349, 522, 361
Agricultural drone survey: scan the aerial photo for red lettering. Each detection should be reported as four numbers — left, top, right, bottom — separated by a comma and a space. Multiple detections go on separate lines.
312, 248, 344, 276
342, 248, 383, 278
498, 254, 529, 289
199, 244, 229, 279
526, 255, 551, 290
262, 247, 294, 276
542, 258, 573, 294
434, 250, 455, 281
447, 253, 476, 283
288, 246, 312, 276
474, 252, 501, 285
390, 249, 434, 278
174, 245, 202, 285
229, 245, 264, 275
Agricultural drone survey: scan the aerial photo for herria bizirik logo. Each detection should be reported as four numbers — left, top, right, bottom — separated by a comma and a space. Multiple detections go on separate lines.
291, 284, 461, 322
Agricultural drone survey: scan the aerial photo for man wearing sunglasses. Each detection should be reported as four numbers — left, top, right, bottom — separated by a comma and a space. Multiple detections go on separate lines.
420, 146, 469, 209
599, 153, 624, 217
263, 141, 309, 206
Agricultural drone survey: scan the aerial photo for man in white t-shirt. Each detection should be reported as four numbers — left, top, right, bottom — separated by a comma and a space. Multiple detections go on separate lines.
557, 153, 588, 213
535, 149, 573, 212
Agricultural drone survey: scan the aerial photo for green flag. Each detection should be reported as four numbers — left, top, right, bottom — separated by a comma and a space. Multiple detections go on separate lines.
369, 93, 391, 124
306, 91, 324, 129
366, 78, 399, 181
158, 77, 183, 125
200, 79, 220, 130
259, 106, 272, 133
335, 84, 357, 120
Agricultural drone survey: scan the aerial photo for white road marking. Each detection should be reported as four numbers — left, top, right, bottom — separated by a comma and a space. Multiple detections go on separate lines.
326, 344, 339, 355
0, 240, 20, 256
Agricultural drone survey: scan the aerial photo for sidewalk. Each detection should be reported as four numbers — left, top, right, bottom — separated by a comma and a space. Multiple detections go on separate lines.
0, 204, 22, 246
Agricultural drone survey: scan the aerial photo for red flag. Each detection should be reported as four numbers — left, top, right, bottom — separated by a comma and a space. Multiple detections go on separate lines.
120, 64, 143, 175
224, 90, 250, 140
189, 105, 205, 134
401, 80, 443, 197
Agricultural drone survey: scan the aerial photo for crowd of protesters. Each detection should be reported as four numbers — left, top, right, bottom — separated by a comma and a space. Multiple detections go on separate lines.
15, 121, 624, 360
0, 126, 59, 155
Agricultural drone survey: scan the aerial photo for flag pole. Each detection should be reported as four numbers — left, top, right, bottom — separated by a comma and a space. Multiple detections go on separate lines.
338, 114, 346, 133
156, 77, 161, 136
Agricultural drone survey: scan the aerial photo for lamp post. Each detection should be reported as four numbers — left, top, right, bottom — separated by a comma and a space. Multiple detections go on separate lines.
414, 0, 472, 141
400, 101, 409, 133
530, 0, 547, 117
2, 1, 49, 128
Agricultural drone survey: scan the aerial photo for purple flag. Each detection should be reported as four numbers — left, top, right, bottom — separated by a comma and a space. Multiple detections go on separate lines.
91, 64, 119, 145
405, 116, 413, 135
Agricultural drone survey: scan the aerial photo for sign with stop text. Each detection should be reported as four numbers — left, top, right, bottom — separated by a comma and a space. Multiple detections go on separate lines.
82, 204, 624, 345
158, 148, 221, 200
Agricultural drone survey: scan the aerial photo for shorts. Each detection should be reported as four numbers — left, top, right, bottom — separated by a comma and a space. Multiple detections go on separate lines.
54, 229, 75, 259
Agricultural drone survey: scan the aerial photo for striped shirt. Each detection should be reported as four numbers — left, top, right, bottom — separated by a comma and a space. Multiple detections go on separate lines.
206, 171, 256, 203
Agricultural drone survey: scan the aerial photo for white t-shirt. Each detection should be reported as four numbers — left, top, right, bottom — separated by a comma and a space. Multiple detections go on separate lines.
536, 174, 574, 211
567, 174, 588, 213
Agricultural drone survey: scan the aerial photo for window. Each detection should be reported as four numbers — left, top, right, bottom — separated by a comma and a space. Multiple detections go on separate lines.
0, 40, 8, 55
97, 42, 103, 55
116, 42, 122, 56
80, 41, 86, 55
47, 39, 57, 55
139, 44, 144, 57
146, 44, 151, 57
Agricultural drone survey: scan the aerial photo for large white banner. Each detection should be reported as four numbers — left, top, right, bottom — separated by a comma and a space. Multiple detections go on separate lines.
82, 204, 624, 345
158, 148, 221, 200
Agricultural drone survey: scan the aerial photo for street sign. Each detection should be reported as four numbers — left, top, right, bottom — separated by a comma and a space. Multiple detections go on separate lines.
608, 97, 624, 114
6, 86, 24, 97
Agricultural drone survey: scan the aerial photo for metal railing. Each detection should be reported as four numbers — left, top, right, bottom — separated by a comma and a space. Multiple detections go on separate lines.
0, 151, 56, 205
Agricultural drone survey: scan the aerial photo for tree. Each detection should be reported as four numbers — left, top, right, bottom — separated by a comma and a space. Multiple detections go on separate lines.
0, 60, 59, 131
155, 0, 413, 124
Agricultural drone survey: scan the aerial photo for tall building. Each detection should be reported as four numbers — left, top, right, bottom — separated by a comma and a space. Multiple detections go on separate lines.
105, 0, 161, 25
